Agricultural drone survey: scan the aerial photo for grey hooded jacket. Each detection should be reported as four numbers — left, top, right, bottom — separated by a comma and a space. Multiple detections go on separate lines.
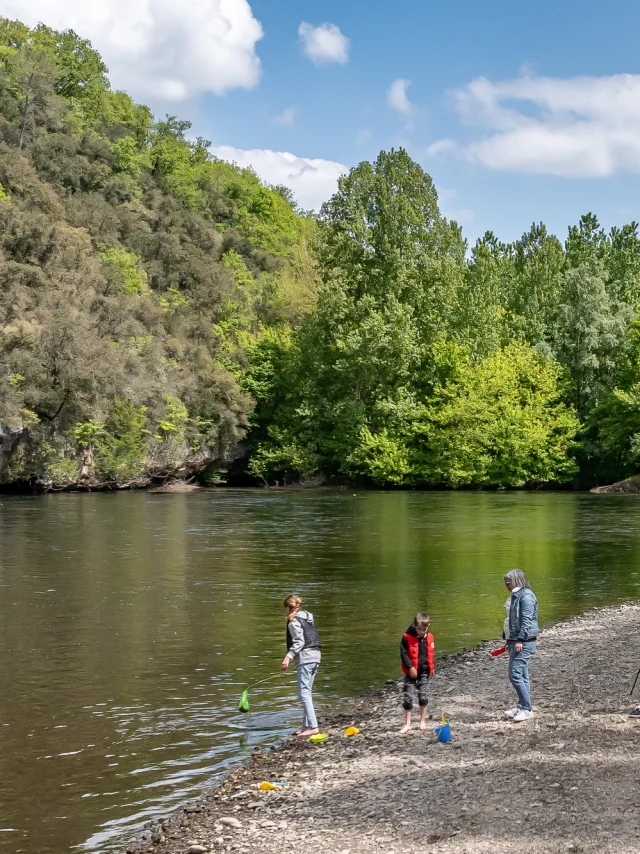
285, 610, 322, 666
508, 588, 540, 641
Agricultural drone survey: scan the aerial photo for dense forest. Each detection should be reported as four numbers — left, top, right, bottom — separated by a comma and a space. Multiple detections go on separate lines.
1, 17, 639, 490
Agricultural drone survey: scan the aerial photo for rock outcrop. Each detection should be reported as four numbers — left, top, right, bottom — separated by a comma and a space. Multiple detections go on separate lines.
591, 475, 640, 493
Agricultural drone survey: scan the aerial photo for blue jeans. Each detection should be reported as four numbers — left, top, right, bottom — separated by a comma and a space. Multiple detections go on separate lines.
296, 663, 319, 728
508, 640, 537, 711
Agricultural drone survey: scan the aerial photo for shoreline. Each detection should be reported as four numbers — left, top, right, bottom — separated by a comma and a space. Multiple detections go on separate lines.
124, 601, 640, 854
2, 478, 635, 496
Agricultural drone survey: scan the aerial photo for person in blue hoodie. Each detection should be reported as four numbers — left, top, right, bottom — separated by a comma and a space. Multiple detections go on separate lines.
502, 569, 540, 723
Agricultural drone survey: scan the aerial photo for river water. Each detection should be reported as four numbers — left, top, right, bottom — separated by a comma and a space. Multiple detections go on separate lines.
1, 490, 639, 852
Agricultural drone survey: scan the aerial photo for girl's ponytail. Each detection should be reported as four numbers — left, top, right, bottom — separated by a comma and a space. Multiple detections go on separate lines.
283, 594, 302, 622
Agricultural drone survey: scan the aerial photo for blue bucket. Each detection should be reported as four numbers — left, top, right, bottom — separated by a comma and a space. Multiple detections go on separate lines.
434, 723, 452, 743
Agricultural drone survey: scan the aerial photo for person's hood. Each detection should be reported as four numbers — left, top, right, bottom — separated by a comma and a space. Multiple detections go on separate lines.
296, 610, 313, 622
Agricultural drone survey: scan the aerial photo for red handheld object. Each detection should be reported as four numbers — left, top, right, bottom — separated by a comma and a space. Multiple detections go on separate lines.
490, 645, 507, 657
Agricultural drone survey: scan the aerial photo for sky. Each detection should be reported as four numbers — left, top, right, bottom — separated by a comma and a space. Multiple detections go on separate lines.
5, 0, 640, 244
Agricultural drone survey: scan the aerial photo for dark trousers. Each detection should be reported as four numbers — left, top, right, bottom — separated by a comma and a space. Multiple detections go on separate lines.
403, 672, 429, 710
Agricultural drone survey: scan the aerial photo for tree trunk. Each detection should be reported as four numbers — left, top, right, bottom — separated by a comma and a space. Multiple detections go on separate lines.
18, 95, 32, 151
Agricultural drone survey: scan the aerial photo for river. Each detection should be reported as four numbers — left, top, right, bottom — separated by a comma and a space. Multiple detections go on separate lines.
0, 490, 639, 853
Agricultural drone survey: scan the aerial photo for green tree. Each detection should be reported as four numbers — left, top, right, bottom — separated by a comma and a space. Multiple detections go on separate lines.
565, 213, 608, 269
94, 399, 148, 481
349, 343, 579, 487
509, 223, 565, 344
553, 260, 632, 419
261, 148, 467, 476
461, 232, 512, 356
607, 222, 640, 308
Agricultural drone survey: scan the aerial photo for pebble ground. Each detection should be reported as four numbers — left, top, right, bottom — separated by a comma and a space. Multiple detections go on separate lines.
126, 602, 640, 854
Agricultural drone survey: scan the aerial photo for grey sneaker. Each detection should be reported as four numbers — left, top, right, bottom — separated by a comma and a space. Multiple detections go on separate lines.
629, 705, 640, 718
503, 707, 519, 719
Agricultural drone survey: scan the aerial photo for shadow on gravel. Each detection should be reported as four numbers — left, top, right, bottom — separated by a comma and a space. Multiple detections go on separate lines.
286, 723, 640, 852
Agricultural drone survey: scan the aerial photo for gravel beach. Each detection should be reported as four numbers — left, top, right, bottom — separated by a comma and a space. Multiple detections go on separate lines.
126, 602, 640, 854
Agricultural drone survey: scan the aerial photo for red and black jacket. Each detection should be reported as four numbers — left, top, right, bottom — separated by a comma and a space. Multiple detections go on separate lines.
400, 625, 435, 677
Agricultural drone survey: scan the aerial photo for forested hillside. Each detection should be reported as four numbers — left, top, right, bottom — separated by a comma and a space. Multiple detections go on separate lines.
1, 17, 640, 490
0, 17, 316, 489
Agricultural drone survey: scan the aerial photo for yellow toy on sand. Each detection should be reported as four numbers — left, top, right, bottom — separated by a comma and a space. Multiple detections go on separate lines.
344, 726, 360, 737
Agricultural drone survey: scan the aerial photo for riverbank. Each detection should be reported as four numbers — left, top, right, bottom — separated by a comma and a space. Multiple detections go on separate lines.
125, 601, 640, 854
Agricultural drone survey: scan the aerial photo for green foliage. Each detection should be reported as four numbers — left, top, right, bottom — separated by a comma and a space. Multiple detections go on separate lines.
46, 449, 80, 486
251, 150, 640, 489
317, 147, 455, 310
255, 148, 465, 479
0, 15, 314, 489
346, 343, 579, 487
553, 260, 632, 418
73, 419, 105, 448
157, 395, 188, 438
247, 429, 319, 484
94, 399, 148, 481
111, 135, 151, 178
222, 249, 254, 290
2, 13, 640, 491
158, 287, 190, 314
98, 245, 149, 295
347, 427, 412, 486
595, 386, 640, 475
416, 343, 580, 487
591, 321, 640, 478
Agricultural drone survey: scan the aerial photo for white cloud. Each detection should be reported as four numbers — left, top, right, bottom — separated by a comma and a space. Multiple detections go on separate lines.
445, 72, 640, 177
4, 0, 263, 101
387, 79, 413, 115
271, 106, 296, 127
210, 145, 347, 210
298, 22, 349, 66
425, 138, 458, 157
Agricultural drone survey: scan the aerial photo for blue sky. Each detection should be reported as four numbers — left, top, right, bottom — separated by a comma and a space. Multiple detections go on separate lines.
7, 0, 640, 244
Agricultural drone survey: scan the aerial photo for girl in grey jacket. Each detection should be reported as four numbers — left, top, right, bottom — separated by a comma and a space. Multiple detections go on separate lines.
281, 595, 322, 737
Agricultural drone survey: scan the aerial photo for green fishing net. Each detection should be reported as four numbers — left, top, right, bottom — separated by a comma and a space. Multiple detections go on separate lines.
238, 688, 250, 713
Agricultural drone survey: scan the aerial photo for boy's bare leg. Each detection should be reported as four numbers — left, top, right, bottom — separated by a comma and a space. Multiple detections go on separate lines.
419, 705, 428, 731
399, 709, 412, 733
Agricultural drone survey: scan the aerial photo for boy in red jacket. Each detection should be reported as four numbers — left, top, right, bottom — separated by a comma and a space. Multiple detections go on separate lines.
400, 612, 435, 733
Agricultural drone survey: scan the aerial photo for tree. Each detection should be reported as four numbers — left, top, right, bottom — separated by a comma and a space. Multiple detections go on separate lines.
607, 222, 640, 308
260, 149, 467, 476
565, 213, 608, 269
553, 260, 632, 419
461, 232, 512, 356
4, 48, 62, 149
317, 148, 449, 307
0, 17, 310, 488
509, 223, 565, 345
348, 342, 580, 487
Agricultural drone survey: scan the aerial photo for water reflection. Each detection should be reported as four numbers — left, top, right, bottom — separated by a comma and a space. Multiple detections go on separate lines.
0, 490, 638, 852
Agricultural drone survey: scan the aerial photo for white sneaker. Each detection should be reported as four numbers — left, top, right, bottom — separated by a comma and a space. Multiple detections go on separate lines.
512, 709, 534, 722
503, 707, 519, 718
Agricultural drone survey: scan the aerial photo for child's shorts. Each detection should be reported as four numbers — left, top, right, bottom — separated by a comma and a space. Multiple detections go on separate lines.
403, 672, 429, 710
